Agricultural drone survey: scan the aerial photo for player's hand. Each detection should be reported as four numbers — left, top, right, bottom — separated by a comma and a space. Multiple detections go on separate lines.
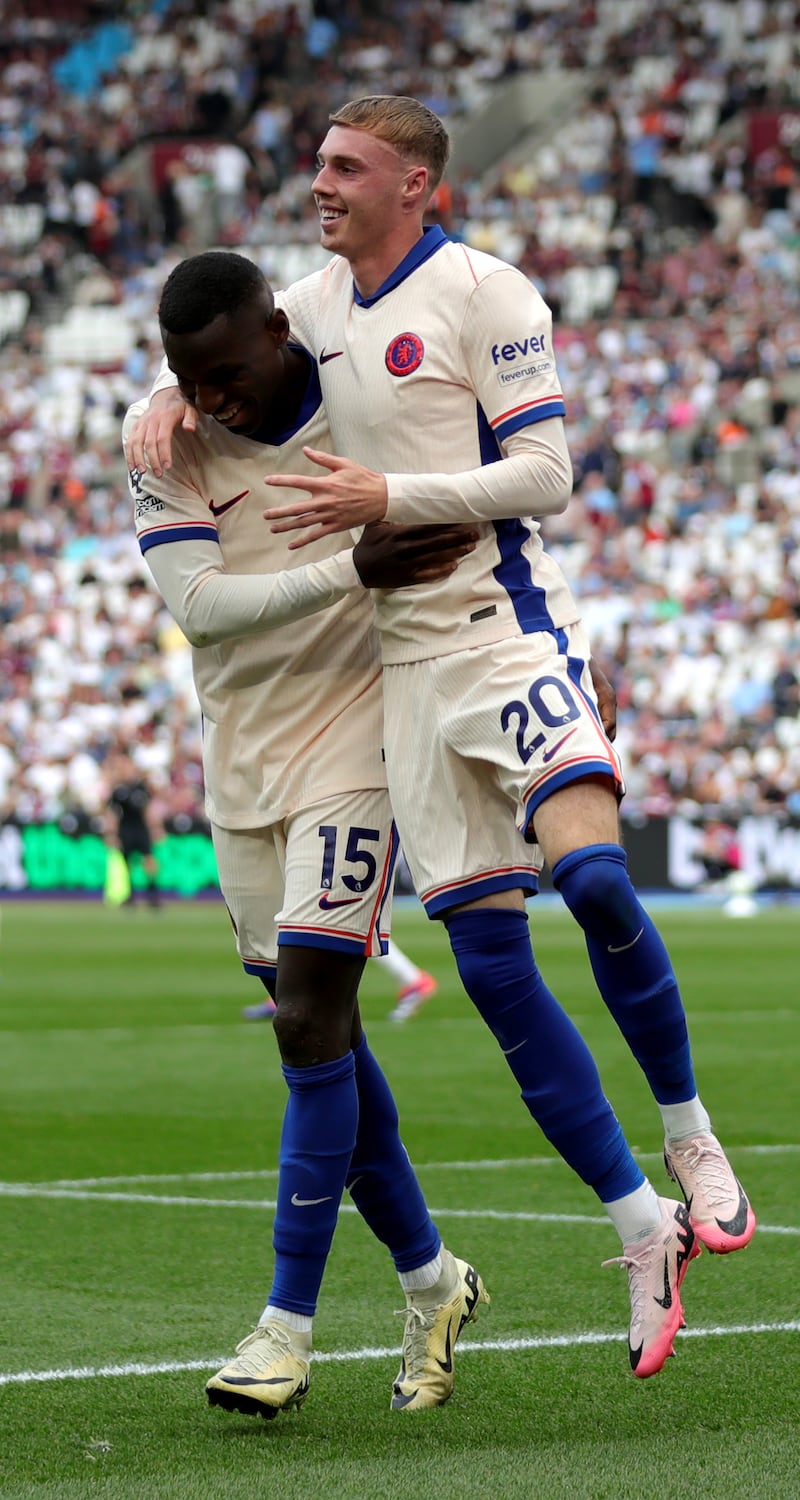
589, 657, 617, 741
124, 388, 196, 476
354, 522, 478, 589
264, 448, 388, 547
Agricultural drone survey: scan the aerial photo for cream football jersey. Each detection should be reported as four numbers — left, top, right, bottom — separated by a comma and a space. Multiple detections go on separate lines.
280, 227, 582, 664
124, 353, 386, 829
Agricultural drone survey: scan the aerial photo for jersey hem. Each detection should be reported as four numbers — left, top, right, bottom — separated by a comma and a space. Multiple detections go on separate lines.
521, 762, 624, 831
423, 868, 541, 917
277, 928, 390, 956
378, 612, 581, 665
242, 957, 278, 979
207, 782, 389, 829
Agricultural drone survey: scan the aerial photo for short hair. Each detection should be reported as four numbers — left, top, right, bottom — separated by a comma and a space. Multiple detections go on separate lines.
158, 251, 272, 335
328, 95, 450, 191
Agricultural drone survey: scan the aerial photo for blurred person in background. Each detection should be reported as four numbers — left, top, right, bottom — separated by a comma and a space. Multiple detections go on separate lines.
102, 747, 162, 909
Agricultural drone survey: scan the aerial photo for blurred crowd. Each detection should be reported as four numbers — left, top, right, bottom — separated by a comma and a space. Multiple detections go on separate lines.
1, 0, 799, 835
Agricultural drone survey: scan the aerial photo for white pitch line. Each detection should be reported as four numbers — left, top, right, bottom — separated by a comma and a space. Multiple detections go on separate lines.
1, 1321, 798, 1389
13, 1142, 800, 1192
0, 1182, 796, 1235
38, 1170, 284, 1187
0, 1185, 598, 1224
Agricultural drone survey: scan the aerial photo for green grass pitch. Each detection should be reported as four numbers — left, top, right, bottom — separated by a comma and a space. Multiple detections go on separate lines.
1, 899, 798, 1499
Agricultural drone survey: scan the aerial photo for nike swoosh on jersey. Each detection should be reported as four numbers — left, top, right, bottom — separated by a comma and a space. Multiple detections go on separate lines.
318, 892, 361, 910
542, 726, 579, 763
208, 490, 249, 517
291, 1192, 333, 1207
319, 348, 344, 364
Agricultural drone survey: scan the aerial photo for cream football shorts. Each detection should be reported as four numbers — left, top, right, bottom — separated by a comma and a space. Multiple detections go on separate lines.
382, 622, 624, 917
211, 788, 398, 981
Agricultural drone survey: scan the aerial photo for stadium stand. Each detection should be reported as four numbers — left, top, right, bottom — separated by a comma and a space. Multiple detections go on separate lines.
1, 0, 798, 886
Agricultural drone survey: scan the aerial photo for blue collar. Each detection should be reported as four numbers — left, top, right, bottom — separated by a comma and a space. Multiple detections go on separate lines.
353, 225, 449, 308
250, 346, 321, 445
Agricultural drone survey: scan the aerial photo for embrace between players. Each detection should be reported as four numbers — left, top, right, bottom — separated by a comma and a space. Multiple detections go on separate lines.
125, 94, 755, 1421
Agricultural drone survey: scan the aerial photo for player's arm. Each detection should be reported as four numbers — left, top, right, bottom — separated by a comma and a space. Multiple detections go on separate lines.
123, 401, 359, 642
264, 420, 571, 543
145, 523, 477, 644
124, 409, 476, 642
381, 417, 572, 525
589, 659, 617, 741
264, 268, 572, 542
144, 534, 363, 646
381, 266, 572, 525
124, 357, 193, 476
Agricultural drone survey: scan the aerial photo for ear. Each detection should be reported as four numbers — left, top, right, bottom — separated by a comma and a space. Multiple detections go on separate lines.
268, 307, 290, 345
402, 164, 430, 212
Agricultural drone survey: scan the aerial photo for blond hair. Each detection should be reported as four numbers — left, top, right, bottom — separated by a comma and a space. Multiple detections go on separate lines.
328, 95, 450, 191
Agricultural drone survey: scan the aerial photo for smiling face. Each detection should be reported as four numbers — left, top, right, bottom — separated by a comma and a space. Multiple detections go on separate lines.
162, 297, 290, 438
311, 124, 430, 292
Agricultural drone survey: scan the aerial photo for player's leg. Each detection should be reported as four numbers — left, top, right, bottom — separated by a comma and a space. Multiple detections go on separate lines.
525, 628, 755, 1256
209, 950, 362, 1419
441, 624, 753, 1259
205, 818, 364, 1417
119, 840, 137, 904
141, 850, 161, 909
443, 891, 699, 1375
119, 831, 160, 908
278, 796, 486, 1412
539, 789, 755, 1253
384, 653, 698, 1376
376, 937, 438, 1023
207, 803, 485, 1415
345, 1020, 488, 1410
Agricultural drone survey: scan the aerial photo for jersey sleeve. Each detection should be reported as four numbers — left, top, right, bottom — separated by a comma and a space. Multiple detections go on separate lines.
462, 263, 566, 438
383, 266, 572, 525
276, 271, 325, 355
383, 417, 573, 525
150, 353, 176, 395
123, 402, 360, 646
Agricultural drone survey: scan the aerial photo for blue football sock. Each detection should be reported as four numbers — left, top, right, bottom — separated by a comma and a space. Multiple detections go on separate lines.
445, 908, 644, 1202
552, 844, 696, 1105
269, 1052, 358, 1316
346, 1035, 440, 1273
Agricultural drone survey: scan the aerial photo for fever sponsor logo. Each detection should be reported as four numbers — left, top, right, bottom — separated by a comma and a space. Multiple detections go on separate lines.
491, 335, 548, 364
496, 359, 553, 386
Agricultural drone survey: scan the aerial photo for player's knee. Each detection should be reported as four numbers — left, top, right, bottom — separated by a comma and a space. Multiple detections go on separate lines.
552, 842, 638, 928
272, 992, 353, 1066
